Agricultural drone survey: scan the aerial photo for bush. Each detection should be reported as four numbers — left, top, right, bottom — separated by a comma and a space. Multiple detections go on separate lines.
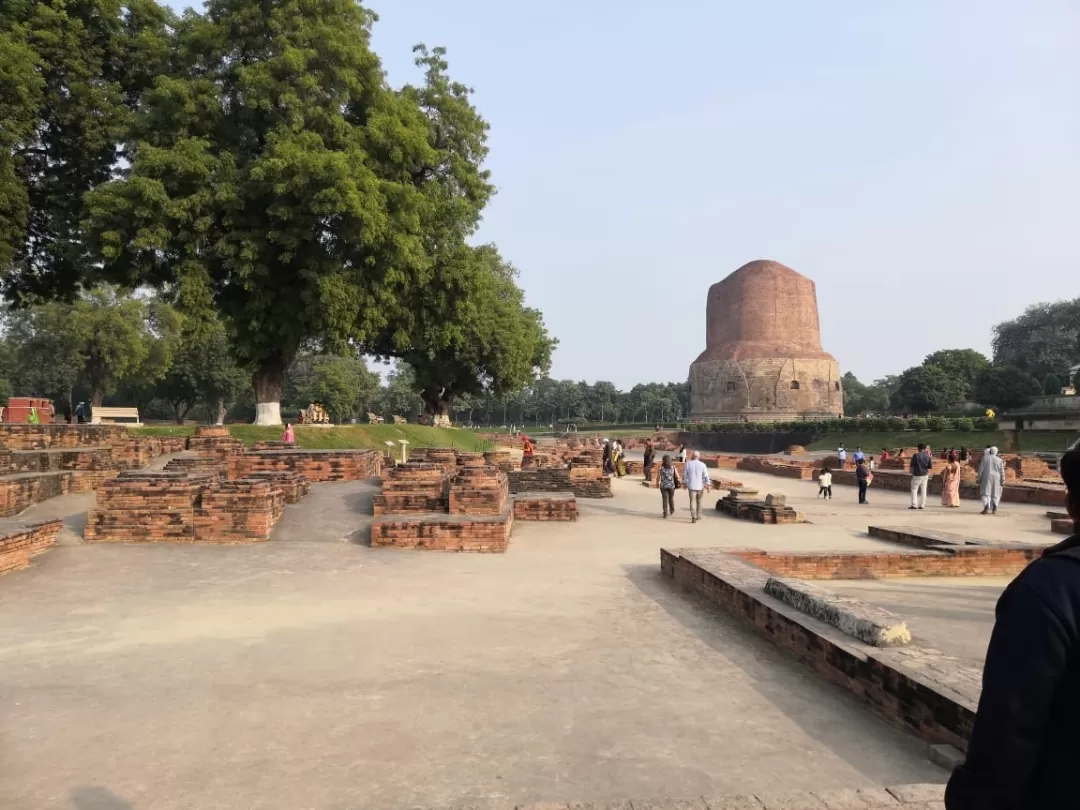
927, 416, 947, 431
886, 416, 907, 430
974, 418, 999, 431
906, 417, 927, 431
955, 418, 974, 432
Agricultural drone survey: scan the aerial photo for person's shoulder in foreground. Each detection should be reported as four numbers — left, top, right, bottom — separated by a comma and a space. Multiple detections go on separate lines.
945, 443, 1080, 810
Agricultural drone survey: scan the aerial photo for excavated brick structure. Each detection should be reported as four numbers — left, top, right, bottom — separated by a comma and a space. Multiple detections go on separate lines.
689, 259, 843, 421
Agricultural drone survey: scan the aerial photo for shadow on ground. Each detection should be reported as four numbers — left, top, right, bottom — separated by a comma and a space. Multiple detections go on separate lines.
622, 562, 944, 784
70, 786, 134, 809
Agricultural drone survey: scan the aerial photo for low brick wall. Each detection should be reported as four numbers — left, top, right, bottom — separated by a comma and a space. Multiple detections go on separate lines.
370, 510, 513, 552
660, 547, 980, 752
448, 466, 508, 516
84, 471, 297, 544
164, 456, 229, 480
0, 447, 116, 473
373, 462, 451, 516
513, 492, 578, 521
509, 466, 612, 498
0, 519, 62, 574
230, 449, 381, 482
736, 456, 816, 479
732, 545, 1043, 580
194, 480, 284, 543
0, 423, 127, 450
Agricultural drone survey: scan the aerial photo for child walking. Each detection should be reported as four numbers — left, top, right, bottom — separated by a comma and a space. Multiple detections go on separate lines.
818, 469, 833, 499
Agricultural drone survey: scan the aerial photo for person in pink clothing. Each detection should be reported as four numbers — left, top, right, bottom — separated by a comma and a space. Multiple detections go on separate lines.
282, 423, 296, 445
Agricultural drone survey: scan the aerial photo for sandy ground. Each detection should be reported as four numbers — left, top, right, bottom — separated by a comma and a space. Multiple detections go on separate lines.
1, 464, 1054, 809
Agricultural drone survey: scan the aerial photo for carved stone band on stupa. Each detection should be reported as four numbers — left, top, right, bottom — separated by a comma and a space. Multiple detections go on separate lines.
688, 259, 843, 421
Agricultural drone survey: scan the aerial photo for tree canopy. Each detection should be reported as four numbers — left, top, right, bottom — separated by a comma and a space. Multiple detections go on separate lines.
992, 299, 1080, 379
0, 0, 172, 301
85, 0, 491, 423
973, 365, 1043, 413
390, 244, 554, 417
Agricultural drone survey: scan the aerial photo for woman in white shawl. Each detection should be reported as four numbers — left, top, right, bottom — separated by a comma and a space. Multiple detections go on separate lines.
977, 446, 1006, 515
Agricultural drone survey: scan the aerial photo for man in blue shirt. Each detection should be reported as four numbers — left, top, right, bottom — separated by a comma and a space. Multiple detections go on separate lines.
853, 446, 865, 465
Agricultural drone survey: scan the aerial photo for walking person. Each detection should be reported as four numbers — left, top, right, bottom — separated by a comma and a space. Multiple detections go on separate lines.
856, 457, 871, 504
658, 455, 679, 518
837, 444, 847, 469
676, 444, 687, 463
643, 439, 655, 482
978, 446, 1006, 515
909, 443, 933, 510
853, 446, 865, 466
602, 440, 612, 475
682, 450, 711, 523
817, 468, 833, 499
282, 422, 296, 446
944, 443, 1080, 810
941, 451, 962, 507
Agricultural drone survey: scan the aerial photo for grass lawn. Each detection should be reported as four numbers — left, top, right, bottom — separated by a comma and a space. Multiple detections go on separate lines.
804, 430, 1079, 454
130, 424, 496, 452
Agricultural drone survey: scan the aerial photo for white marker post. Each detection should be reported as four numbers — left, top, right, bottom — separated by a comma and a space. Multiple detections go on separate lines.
383, 440, 396, 461
398, 439, 410, 464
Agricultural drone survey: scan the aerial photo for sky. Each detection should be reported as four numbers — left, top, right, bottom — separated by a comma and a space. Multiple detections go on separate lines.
166, 0, 1080, 389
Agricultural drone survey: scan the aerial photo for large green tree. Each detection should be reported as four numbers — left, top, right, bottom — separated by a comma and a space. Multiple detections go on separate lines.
0, 0, 172, 300
393, 244, 554, 420
973, 365, 1043, 413
922, 349, 990, 401
992, 299, 1080, 378
3, 287, 181, 409
87, 0, 452, 424
156, 318, 249, 424
287, 353, 379, 424
893, 364, 962, 414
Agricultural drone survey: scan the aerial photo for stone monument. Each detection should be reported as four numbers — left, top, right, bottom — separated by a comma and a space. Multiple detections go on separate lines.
688, 259, 843, 420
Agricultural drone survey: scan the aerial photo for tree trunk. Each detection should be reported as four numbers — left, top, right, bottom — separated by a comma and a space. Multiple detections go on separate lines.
214, 397, 227, 426
91, 388, 104, 408
253, 354, 288, 425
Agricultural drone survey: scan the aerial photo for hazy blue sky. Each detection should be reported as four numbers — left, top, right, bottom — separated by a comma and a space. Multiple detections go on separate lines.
167, 0, 1080, 388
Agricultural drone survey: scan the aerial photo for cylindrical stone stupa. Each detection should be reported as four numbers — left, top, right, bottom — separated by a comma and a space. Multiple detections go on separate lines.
688, 259, 843, 421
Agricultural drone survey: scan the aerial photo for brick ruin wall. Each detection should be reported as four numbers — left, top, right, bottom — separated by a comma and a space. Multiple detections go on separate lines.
661, 526, 1053, 755
0, 519, 62, 575
84, 472, 291, 545
0, 424, 187, 518
370, 452, 514, 552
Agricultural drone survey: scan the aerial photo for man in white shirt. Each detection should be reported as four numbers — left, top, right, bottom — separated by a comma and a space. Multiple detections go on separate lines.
682, 450, 711, 523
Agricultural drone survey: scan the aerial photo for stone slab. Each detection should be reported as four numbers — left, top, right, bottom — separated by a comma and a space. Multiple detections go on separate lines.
763, 577, 912, 646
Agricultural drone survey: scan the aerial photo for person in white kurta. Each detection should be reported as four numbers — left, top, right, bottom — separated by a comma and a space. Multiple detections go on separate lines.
978, 446, 1006, 514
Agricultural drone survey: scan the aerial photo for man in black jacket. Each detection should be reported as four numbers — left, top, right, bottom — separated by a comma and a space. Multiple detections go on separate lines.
945, 443, 1080, 809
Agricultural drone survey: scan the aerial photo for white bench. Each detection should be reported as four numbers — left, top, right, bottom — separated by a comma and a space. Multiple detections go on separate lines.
91, 406, 141, 425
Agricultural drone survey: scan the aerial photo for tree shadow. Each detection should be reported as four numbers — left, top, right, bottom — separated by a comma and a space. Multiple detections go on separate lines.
70, 786, 134, 810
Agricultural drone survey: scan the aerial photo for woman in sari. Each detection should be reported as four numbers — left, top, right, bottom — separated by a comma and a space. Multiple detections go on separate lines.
941, 451, 961, 507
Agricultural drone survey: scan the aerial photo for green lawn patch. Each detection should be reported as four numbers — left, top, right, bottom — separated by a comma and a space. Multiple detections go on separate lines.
130, 424, 495, 451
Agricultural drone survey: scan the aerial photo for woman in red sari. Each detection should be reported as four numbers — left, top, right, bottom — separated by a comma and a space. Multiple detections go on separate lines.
941, 451, 961, 507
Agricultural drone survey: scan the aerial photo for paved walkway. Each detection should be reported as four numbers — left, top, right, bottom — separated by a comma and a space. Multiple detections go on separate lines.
0, 466, 1023, 809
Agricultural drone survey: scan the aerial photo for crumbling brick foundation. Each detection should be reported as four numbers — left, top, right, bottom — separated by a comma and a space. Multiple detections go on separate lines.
0, 519, 62, 574
513, 492, 578, 521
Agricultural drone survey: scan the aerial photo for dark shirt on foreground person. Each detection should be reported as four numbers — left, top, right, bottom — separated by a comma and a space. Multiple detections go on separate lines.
945, 445, 1080, 810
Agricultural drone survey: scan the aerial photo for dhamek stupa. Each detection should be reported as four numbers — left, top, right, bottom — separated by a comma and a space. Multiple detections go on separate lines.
688, 260, 843, 421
